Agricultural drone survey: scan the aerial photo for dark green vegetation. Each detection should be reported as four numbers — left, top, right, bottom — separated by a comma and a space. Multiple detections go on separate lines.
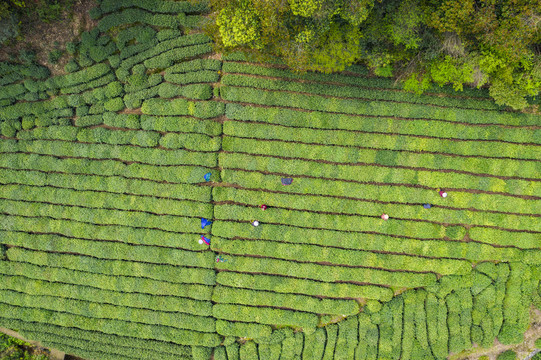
200, 0, 541, 110
0, 332, 49, 360
0, 0, 540, 359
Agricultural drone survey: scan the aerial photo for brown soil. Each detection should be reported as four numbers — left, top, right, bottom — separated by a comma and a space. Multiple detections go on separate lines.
0, 0, 98, 76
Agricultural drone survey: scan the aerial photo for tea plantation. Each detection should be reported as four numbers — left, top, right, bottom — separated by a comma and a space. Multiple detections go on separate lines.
0, 0, 540, 359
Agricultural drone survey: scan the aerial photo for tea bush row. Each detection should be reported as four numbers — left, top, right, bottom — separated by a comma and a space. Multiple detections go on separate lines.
212, 237, 472, 276
216, 256, 431, 294
117, 33, 210, 73
214, 198, 452, 239
213, 303, 318, 331
98, 0, 207, 15
124, 73, 162, 93
160, 132, 221, 151
46, 63, 111, 90
0, 316, 193, 358
224, 119, 539, 161
222, 61, 499, 110
141, 98, 225, 118
216, 270, 399, 300
0, 303, 221, 346
0, 167, 211, 202
211, 219, 525, 264
158, 83, 213, 100
0, 97, 71, 120
215, 320, 272, 339
165, 58, 222, 74
5, 246, 215, 286
0, 63, 50, 82
77, 127, 160, 147
0, 151, 217, 185
140, 115, 222, 135
213, 185, 536, 234
0, 255, 213, 300
98, 8, 184, 32
143, 43, 213, 69
221, 138, 538, 198
164, 70, 220, 85
61, 73, 117, 95
103, 112, 140, 129
2, 138, 218, 167
21, 331, 189, 360
115, 25, 156, 51
0, 214, 212, 255
469, 228, 541, 250
0, 182, 212, 219
220, 86, 540, 126
0, 83, 26, 100
0, 288, 215, 332
212, 285, 359, 315
17, 125, 78, 141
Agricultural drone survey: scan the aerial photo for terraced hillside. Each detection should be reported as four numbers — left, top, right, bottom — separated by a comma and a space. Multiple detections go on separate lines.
0, 0, 540, 359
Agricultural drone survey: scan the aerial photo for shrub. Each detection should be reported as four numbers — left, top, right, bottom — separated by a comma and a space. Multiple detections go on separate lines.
64, 60, 79, 73
213, 304, 318, 329
104, 97, 125, 112
497, 350, 517, 360
215, 320, 272, 338
48, 49, 64, 64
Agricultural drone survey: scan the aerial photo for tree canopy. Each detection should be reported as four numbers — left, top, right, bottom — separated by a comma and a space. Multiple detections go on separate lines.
199, 0, 541, 110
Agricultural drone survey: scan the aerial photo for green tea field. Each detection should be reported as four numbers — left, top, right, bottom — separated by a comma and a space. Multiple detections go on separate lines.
0, 0, 540, 359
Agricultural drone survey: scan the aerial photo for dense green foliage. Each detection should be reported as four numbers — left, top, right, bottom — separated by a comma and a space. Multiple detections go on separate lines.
201, 0, 541, 109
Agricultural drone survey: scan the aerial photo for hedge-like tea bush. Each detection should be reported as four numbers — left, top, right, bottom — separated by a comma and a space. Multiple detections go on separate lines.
215, 320, 272, 339
7, 138, 218, 167
103, 112, 140, 129
1, 183, 212, 219
166, 59, 222, 74
220, 67, 502, 111
221, 85, 541, 126
77, 127, 160, 147
0, 303, 221, 346
0, 213, 212, 256
212, 285, 359, 315
99, 0, 208, 14
143, 43, 213, 69
0, 205, 212, 253
115, 25, 157, 51
224, 119, 539, 161
118, 34, 210, 72
98, 8, 183, 31
160, 132, 221, 151
469, 228, 541, 249
2, 250, 214, 299
214, 200, 450, 240
5, 246, 215, 285
141, 115, 222, 135
216, 257, 428, 295
141, 98, 225, 118
21, 331, 189, 360
0, 168, 210, 203
0, 288, 215, 332
0, 316, 193, 357
0, 151, 218, 185
213, 186, 535, 237
220, 139, 539, 199
213, 304, 318, 330
164, 70, 220, 85
158, 83, 213, 100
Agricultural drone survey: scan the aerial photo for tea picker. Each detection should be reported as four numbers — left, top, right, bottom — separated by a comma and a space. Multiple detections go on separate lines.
201, 218, 212, 229
199, 235, 210, 245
